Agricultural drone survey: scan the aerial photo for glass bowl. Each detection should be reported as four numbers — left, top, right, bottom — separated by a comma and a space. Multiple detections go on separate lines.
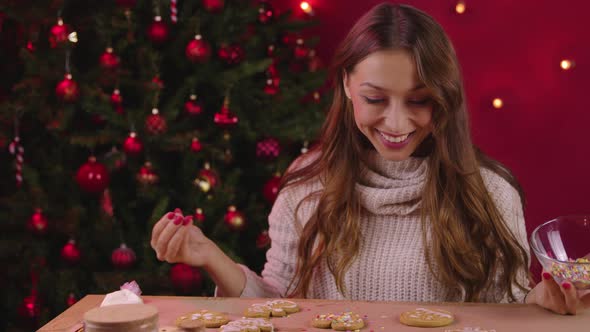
530, 215, 590, 290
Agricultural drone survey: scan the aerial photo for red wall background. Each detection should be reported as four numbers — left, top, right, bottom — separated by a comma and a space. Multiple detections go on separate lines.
275, 0, 590, 245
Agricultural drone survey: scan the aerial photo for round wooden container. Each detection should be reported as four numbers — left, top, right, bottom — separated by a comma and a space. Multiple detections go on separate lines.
83, 304, 159, 332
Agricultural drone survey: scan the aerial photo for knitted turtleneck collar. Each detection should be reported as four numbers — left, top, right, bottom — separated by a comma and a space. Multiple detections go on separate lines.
356, 150, 428, 216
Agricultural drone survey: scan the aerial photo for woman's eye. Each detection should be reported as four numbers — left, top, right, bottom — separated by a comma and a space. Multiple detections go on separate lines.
363, 96, 385, 104
408, 98, 430, 106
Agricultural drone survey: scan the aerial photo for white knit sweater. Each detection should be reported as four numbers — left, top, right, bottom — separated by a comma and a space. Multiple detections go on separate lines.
223, 151, 530, 302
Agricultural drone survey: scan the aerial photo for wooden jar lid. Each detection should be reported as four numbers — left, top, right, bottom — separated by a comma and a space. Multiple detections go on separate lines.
84, 304, 158, 330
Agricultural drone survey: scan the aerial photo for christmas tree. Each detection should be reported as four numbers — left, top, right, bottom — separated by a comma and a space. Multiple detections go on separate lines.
0, 1, 328, 330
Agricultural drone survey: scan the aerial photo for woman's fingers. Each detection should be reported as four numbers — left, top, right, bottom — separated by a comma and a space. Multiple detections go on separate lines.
560, 281, 578, 314
165, 224, 187, 262
540, 271, 568, 314
151, 212, 175, 248
154, 214, 184, 260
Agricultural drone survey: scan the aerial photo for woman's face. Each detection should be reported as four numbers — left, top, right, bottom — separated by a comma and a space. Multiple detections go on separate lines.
344, 49, 434, 161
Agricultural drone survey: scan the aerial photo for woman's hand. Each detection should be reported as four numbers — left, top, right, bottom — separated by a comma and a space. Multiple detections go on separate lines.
150, 208, 216, 267
526, 271, 590, 315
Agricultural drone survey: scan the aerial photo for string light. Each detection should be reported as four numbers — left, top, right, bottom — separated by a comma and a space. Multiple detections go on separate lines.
68, 32, 78, 43
455, 1, 466, 14
300, 1, 314, 15
492, 98, 503, 109
560, 59, 574, 70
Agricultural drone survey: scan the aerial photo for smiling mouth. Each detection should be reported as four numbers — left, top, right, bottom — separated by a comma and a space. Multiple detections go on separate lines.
378, 130, 415, 143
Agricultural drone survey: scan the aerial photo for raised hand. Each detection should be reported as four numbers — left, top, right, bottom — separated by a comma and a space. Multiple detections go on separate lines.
527, 270, 590, 315
151, 208, 215, 267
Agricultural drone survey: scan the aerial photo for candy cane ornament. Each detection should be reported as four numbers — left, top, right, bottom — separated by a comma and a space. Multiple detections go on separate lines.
8, 136, 24, 187
170, 0, 178, 23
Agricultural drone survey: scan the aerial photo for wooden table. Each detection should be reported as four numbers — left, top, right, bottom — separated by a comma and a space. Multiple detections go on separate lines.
38, 295, 589, 332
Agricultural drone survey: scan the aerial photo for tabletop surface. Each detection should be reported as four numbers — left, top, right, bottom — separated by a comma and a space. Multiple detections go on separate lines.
38, 294, 590, 332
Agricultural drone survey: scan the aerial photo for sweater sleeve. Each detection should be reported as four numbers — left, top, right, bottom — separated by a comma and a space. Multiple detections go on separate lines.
481, 168, 531, 303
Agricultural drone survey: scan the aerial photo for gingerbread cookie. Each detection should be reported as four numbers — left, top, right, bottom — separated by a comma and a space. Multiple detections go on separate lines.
244, 304, 272, 318
267, 299, 300, 316
160, 325, 205, 332
311, 313, 337, 329
331, 312, 364, 331
219, 317, 274, 332
175, 309, 230, 328
244, 299, 300, 318
400, 307, 454, 328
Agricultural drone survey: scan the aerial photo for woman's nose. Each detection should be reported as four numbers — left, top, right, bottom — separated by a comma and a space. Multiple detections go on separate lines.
383, 101, 410, 133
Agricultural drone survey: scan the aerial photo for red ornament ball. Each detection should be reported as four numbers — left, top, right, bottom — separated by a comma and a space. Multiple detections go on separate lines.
184, 95, 203, 116
151, 76, 165, 90
294, 39, 309, 60
49, 18, 70, 48
263, 78, 280, 95
267, 61, 279, 77
263, 174, 281, 204
123, 132, 143, 156
224, 205, 246, 231
256, 230, 271, 249
308, 49, 324, 72
217, 44, 245, 65
202, 0, 224, 12
55, 74, 79, 103
99, 48, 120, 69
27, 209, 49, 236
18, 292, 41, 320
170, 263, 203, 294
214, 100, 238, 129
66, 293, 77, 307
258, 3, 275, 24
136, 162, 159, 186
111, 243, 136, 269
194, 208, 205, 224
195, 164, 219, 193
115, 0, 136, 8
75, 156, 110, 194
147, 16, 169, 44
110, 89, 124, 114
61, 239, 81, 264
145, 109, 168, 135
190, 137, 202, 153
256, 137, 281, 161
185, 35, 211, 63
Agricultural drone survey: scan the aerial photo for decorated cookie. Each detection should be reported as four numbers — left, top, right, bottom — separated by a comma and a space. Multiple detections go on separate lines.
267, 299, 300, 315
175, 309, 230, 328
219, 317, 274, 332
159, 325, 205, 332
244, 303, 272, 318
331, 312, 365, 331
311, 313, 337, 329
245, 299, 300, 318
399, 307, 454, 328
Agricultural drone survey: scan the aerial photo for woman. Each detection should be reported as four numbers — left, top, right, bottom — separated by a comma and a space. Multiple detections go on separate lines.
151, 2, 589, 314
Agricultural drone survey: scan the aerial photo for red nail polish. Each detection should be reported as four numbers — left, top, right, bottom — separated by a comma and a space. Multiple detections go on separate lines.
542, 272, 552, 280
183, 216, 193, 225
174, 208, 182, 214
174, 216, 182, 225
167, 212, 174, 220
562, 282, 571, 290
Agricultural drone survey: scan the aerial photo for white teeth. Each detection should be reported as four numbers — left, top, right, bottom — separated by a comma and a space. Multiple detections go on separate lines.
379, 131, 410, 143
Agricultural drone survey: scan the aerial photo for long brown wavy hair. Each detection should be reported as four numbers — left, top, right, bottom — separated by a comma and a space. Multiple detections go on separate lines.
281, 3, 530, 302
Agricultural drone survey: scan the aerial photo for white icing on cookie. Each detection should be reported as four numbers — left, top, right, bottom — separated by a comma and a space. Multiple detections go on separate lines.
220, 318, 274, 332
415, 308, 453, 318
